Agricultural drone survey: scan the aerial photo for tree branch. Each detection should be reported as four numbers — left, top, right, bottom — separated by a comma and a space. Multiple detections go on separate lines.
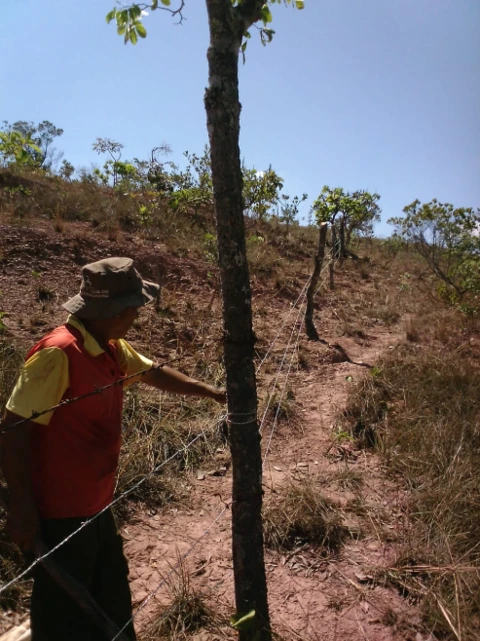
234, 0, 265, 32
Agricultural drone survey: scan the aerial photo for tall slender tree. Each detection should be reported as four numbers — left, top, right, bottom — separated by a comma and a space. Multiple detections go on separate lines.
106, 3, 305, 639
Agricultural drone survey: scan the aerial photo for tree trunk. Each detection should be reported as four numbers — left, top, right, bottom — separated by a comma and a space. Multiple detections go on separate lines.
345, 223, 352, 252
204, 2, 271, 640
339, 216, 346, 265
305, 223, 328, 340
329, 223, 337, 290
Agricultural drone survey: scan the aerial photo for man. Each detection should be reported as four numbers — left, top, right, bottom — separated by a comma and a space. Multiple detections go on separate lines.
0, 257, 226, 640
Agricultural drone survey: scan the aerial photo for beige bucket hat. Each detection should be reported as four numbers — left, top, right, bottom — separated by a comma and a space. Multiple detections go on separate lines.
63, 257, 160, 320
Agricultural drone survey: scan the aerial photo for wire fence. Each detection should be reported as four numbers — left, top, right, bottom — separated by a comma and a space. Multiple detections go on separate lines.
113, 259, 336, 640
0, 257, 337, 636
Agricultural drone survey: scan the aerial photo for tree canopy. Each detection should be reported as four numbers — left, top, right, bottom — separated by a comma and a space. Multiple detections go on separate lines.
389, 199, 480, 304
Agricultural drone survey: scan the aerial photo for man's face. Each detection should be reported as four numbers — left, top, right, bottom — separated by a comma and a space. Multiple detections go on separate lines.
110, 306, 141, 339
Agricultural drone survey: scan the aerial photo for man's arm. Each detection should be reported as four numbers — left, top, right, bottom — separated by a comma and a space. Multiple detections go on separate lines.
0, 411, 39, 551
142, 366, 226, 404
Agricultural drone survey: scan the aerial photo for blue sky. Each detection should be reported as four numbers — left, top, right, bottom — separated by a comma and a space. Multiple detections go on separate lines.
1, 0, 479, 234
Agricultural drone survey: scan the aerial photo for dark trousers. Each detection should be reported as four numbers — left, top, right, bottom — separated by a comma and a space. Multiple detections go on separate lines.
31, 509, 136, 641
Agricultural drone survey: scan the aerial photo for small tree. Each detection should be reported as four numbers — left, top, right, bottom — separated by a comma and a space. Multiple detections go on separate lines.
0, 130, 42, 168
59, 159, 75, 181
278, 192, 308, 233
2, 120, 64, 169
243, 165, 284, 220
346, 190, 381, 249
311, 186, 350, 287
106, 3, 305, 639
92, 137, 125, 186
389, 199, 480, 303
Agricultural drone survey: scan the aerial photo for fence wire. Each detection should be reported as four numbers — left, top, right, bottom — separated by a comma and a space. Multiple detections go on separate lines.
0, 260, 336, 629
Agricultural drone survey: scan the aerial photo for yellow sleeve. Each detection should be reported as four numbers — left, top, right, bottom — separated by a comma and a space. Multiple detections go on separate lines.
116, 339, 153, 387
6, 347, 69, 426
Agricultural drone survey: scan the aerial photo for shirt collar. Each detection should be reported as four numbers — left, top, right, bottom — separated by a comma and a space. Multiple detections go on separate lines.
66, 315, 107, 357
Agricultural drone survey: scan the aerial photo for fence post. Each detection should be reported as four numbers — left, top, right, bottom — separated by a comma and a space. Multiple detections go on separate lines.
329, 223, 337, 290
305, 223, 328, 340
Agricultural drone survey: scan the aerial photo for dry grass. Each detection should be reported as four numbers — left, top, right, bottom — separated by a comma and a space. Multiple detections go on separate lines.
145, 556, 219, 641
344, 312, 480, 640
116, 386, 226, 519
0, 338, 32, 611
263, 476, 349, 553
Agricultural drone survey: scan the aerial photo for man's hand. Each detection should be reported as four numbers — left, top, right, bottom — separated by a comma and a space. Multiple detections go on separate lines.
211, 387, 227, 404
144, 366, 227, 404
5, 499, 39, 552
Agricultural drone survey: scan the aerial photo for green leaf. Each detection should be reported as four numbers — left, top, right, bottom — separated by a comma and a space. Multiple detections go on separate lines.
261, 4, 273, 24
129, 5, 142, 19
152, 0, 158, 8
136, 23, 147, 38
296, 0, 305, 8
106, 9, 116, 24
230, 610, 256, 631
129, 28, 138, 45
117, 24, 126, 35
161, 0, 171, 5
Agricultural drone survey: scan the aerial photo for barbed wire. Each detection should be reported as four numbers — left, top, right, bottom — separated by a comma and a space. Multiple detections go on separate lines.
0, 258, 336, 610
0, 272, 311, 594
255, 274, 311, 375
258, 283, 310, 435
262, 303, 307, 468
0, 429, 210, 596
0, 365, 164, 436
116, 249, 344, 638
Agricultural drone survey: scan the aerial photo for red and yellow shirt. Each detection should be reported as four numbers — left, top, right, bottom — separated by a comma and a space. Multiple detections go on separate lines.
7, 315, 153, 519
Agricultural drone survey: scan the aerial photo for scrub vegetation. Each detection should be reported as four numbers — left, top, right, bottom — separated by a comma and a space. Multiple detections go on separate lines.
0, 132, 479, 639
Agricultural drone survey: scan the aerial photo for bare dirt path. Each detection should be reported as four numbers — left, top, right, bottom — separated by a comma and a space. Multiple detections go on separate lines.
124, 319, 429, 641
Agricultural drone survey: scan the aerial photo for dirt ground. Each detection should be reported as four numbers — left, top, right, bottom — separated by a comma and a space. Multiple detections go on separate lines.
123, 332, 429, 641
0, 221, 433, 640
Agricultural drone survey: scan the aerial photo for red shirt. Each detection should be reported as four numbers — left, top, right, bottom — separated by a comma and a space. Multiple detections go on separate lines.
26, 325, 126, 518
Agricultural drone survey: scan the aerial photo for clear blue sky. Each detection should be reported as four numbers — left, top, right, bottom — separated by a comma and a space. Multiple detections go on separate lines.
1, 0, 479, 234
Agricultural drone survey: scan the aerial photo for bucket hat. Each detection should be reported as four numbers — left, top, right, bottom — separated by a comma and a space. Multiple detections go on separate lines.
63, 257, 160, 320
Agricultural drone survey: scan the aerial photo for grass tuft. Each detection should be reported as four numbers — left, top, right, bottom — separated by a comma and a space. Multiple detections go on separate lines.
145, 556, 216, 640
263, 477, 348, 553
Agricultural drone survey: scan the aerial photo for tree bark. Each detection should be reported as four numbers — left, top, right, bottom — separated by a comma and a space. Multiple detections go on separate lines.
204, 2, 271, 640
339, 216, 346, 265
305, 223, 328, 340
329, 223, 337, 290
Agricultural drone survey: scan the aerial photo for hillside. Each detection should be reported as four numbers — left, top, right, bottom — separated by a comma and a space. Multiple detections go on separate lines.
0, 180, 479, 641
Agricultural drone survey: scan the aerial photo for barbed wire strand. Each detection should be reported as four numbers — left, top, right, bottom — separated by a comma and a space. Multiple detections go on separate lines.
0, 365, 166, 436
117, 250, 344, 637
0, 259, 335, 602
0, 430, 209, 596
258, 255, 333, 435
262, 256, 340, 466
255, 274, 311, 374
0, 274, 309, 593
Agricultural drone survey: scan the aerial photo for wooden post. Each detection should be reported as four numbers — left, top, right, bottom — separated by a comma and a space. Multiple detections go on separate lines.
305, 223, 328, 340
339, 216, 346, 266
329, 222, 337, 290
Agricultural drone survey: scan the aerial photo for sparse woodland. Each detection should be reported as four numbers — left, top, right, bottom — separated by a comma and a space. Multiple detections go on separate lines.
0, 143, 479, 641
